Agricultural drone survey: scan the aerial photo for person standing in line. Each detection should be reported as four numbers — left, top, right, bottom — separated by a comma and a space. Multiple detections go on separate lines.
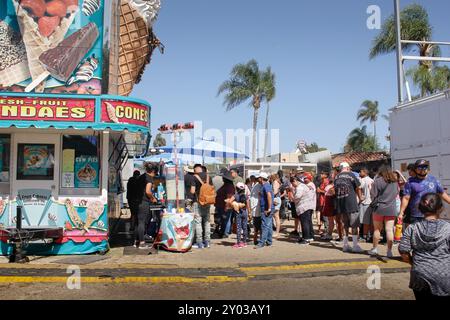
230, 182, 249, 248
399, 193, 450, 300
230, 168, 244, 186
184, 163, 196, 212
250, 172, 263, 245
367, 165, 400, 258
291, 175, 316, 245
127, 170, 141, 232
288, 170, 301, 236
271, 173, 282, 239
316, 171, 330, 237
359, 167, 374, 242
216, 171, 236, 238
399, 159, 450, 227
192, 164, 213, 249
134, 163, 158, 249
334, 162, 363, 253
255, 172, 274, 249
320, 178, 336, 241
212, 168, 227, 235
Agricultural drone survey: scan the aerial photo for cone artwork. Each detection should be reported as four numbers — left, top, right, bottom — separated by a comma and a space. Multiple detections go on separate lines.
118, 0, 162, 96
12, 0, 79, 92
0, 21, 30, 87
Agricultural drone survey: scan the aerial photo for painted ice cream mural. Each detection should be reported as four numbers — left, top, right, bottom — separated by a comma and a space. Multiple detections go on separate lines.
0, 0, 104, 94
0, 192, 109, 255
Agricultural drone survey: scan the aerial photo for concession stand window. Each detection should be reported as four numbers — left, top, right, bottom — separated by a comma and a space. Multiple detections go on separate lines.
60, 134, 101, 196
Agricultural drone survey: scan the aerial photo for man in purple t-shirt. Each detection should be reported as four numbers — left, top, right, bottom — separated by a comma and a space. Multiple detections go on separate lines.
399, 159, 450, 225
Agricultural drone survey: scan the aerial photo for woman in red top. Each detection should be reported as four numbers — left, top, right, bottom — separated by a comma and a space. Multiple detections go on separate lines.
320, 178, 336, 241
316, 171, 330, 235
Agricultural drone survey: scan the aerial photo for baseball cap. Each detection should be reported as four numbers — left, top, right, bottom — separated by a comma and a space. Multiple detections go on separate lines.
415, 159, 430, 168
260, 172, 269, 180
339, 162, 350, 169
236, 182, 246, 190
253, 171, 261, 178
303, 172, 313, 181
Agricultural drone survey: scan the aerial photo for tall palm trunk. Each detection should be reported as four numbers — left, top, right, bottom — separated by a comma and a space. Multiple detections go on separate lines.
373, 121, 377, 146
263, 102, 270, 158
252, 106, 259, 161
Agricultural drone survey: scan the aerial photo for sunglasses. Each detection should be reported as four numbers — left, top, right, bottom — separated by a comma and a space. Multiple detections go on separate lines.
416, 166, 429, 170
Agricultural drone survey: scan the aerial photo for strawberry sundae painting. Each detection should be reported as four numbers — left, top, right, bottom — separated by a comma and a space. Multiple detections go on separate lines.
158, 213, 195, 252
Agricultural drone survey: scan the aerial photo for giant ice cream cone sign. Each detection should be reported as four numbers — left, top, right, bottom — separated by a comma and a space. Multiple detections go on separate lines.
118, 0, 162, 96
0, 0, 104, 95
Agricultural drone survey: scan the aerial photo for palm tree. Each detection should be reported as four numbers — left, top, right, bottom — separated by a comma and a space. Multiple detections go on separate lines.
153, 133, 166, 147
370, 4, 437, 65
218, 60, 275, 161
262, 67, 276, 158
345, 126, 378, 152
357, 100, 379, 143
406, 65, 450, 97
370, 4, 448, 96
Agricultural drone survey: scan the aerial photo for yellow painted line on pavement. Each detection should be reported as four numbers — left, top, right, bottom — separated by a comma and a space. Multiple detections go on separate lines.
239, 260, 408, 273
0, 276, 251, 284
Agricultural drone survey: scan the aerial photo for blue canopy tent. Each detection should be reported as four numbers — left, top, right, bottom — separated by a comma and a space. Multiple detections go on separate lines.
159, 138, 249, 163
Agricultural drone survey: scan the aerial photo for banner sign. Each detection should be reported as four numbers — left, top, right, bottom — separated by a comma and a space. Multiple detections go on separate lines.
0, 0, 104, 95
0, 97, 95, 122
101, 100, 150, 128
0, 93, 152, 133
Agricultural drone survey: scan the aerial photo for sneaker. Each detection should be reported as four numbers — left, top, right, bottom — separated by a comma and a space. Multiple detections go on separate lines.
368, 248, 378, 256
322, 234, 333, 241
232, 243, 242, 249
254, 245, 264, 249
352, 245, 365, 253
203, 241, 211, 248
386, 250, 394, 258
253, 240, 259, 246
139, 244, 151, 250
305, 238, 314, 242
239, 242, 247, 248
192, 243, 204, 249
342, 244, 353, 253
298, 239, 310, 245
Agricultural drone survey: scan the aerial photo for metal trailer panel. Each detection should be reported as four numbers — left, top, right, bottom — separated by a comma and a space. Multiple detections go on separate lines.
390, 91, 450, 220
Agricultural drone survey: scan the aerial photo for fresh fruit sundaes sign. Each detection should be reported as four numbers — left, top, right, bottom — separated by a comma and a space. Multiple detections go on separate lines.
0, 0, 104, 95
0, 97, 95, 121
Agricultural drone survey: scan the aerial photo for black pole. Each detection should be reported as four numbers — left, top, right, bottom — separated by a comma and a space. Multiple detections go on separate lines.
16, 205, 22, 230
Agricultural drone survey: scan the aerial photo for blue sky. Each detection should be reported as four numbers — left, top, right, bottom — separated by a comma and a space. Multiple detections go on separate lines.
132, 0, 450, 155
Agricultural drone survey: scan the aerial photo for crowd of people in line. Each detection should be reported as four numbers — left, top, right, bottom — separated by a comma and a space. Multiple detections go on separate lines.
128, 159, 450, 300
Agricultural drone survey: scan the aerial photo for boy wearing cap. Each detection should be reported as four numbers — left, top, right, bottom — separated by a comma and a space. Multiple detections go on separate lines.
333, 162, 364, 253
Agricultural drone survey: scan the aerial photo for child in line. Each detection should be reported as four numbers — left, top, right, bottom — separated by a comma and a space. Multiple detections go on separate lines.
231, 183, 249, 248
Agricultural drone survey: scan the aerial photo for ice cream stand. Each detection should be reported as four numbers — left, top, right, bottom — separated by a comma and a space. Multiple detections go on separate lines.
0, 0, 162, 259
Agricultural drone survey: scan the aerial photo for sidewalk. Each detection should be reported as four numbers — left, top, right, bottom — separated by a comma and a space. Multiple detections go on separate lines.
0, 220, 410, 283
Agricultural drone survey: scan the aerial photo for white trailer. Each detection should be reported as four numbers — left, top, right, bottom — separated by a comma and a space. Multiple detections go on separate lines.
389, 90, 450, 220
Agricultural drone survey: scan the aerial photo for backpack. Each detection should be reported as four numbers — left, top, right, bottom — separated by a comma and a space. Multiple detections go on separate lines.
194, 174, 216, 206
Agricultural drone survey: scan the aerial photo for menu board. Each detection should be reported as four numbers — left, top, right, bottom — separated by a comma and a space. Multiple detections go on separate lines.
74, 155, 99, 188
0, 0, 104, 94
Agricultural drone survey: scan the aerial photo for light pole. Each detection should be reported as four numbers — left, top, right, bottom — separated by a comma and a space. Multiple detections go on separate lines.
158, 122, 195, 210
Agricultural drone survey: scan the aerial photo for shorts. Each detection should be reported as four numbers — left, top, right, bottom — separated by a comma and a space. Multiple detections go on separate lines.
342, 211, 360, 229
373, 214, 396, 223
253, 216, 262, 231
274, 197, 282, 211
359, 204, 372, 225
